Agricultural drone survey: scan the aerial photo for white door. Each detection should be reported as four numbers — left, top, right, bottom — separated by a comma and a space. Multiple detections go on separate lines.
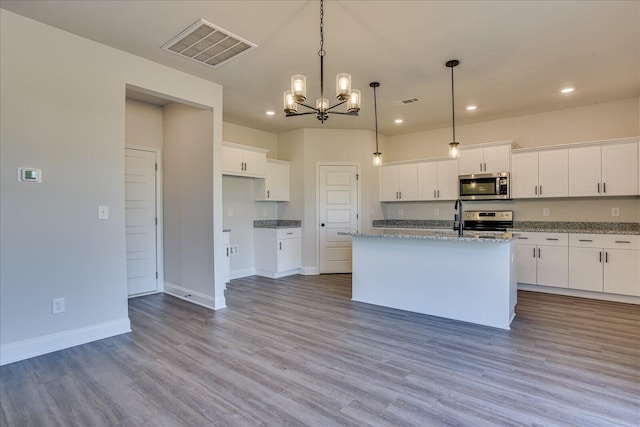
125, 148, 158, 296
319, 165, 359, 273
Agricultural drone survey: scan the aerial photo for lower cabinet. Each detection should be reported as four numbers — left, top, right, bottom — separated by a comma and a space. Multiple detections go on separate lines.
569, 234, 640, 296
516, 232, 568, 288
254, 228, 301, 278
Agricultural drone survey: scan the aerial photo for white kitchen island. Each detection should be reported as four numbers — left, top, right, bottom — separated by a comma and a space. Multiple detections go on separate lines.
349, 229, 518, 330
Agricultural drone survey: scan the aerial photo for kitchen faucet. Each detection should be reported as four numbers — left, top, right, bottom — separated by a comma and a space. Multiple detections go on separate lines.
454, 199, 463, 236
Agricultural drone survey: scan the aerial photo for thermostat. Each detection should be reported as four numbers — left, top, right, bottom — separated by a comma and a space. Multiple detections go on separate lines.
17, 168, 42, 183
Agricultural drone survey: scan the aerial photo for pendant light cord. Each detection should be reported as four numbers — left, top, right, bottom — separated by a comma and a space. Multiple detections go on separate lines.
318, 0, 325, 121
450, 64, 456, 143
373, 84, 379, 152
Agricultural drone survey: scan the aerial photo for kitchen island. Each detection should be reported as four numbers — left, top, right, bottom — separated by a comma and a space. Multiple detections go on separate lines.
349, 229, 518, 330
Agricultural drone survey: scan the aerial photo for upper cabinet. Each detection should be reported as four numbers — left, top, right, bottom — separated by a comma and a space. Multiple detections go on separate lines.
458, 142, 512, 175
222, 142, 268, 178
255, 159, 290, 202
568, 141, 638, 197
380, 163, 418, 201
416, 159, 458, 201
511, 149, 568, 199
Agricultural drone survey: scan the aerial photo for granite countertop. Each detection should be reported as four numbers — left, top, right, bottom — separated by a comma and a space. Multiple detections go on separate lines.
372, 220, 640, 235
345, 229, 518, 243
253, 219, 302, 229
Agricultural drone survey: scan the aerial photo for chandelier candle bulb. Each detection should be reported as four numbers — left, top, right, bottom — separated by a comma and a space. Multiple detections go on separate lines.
316, 98, 329, 112
347, 89, 361, 113
291, 75, 306, 102
283, 91, 297, 114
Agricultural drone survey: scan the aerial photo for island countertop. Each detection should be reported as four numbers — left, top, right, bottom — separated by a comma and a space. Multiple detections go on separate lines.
345, 229, 519, 243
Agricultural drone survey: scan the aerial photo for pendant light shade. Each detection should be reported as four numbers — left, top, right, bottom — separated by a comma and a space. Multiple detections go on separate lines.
370, 82, 382, 166
446, 59, 461, 159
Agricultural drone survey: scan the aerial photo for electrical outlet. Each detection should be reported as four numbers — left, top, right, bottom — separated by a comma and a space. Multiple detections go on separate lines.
52, 298, 65, 314
228, 208, 234, 217
398, 208, 404, 217
434, 208, 439, 216
543, 208, 550, 217
611, 207, 620, 217
230, 245, 239, 255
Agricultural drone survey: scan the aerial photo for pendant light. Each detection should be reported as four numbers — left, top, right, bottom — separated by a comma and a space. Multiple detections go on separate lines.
446, 59, 460, 159
370, 82, 382, 166
283, 0, 361, 122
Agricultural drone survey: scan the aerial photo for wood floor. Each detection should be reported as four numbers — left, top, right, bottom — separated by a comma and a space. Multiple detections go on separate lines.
1, 274, 639, 426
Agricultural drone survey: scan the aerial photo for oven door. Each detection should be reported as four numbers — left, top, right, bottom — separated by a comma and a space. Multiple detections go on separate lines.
459, 174, 500, 200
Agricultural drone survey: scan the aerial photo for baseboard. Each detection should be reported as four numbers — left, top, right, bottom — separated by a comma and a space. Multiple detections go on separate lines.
518, 283, 640, 304
300, 266, 319, 275
231, 267, 255, 280
254, 268, 301, 279
164, 282, 225, 310
0, 317, 131, 366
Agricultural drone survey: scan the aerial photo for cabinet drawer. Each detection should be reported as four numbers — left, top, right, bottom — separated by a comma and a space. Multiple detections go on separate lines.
515, 232, 568, 246
569, 234, 640, 249
277, 228, 301, 239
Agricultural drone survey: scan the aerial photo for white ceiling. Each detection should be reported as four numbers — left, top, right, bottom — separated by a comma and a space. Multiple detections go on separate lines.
2, 0, 638, 137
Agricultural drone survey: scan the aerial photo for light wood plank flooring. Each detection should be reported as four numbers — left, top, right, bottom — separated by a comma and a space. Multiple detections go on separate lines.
1, 274, 639, 426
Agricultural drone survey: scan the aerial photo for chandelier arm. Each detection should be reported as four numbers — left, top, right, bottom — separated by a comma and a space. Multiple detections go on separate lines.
327, 111, 358, 116
286, 111, 318, 117
324, 100, 347, 112
296, 102, 319, 110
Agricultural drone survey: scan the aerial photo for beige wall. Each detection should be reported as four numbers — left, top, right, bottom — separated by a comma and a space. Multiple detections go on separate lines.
385, 97, 640, 161
223, 122, 278, 158
125, 99, 163, 149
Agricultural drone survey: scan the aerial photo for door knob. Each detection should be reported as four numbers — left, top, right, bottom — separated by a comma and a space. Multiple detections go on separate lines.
321, 223, 325, 227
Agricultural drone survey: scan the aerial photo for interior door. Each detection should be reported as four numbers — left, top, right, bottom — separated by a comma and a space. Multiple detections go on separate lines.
319, 165, 358, 273
125, 148, 158, 296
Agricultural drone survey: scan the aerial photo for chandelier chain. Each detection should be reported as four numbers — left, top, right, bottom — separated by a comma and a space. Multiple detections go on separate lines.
319, 0, 325, 57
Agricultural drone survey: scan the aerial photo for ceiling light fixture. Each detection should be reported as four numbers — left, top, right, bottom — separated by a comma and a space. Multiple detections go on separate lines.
466, 105, 477, 111
446, 59, 461, 159
266, 111, 275, 116
371, 82, 382, 166
282, 0, 361, 122
394, 119, 404, 124
561, 87, 575, 94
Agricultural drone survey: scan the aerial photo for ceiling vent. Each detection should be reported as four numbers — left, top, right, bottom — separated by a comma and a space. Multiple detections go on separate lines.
397, 97, 422, 105
162, 19, 256, 68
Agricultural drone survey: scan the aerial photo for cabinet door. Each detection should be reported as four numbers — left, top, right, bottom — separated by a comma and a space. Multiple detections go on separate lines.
569, 247, 603, 291
222, 231, 231, 285
267, 161, 289, 201
417, 162, 438, 200
380, 165, 399, 201
538, 149, 568, 198
511, 152, 539, 198
397, 164, 418, 200
222, 145, 244, 174
278, 238, 301, 272
604, 249, 640, 296
516, 243, 537, 284
601, 142, 638, 196
436, 159, 459, 200
458, 147, 484, 175
568, 146, 601, 197
483, 145, 511, 173
242, 149, 267, 177
537, 245, 568, 288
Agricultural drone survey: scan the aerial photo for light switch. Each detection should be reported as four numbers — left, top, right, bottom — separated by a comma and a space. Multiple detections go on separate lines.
98, 205, 109, 220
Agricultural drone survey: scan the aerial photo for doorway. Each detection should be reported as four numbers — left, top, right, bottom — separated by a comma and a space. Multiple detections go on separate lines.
317, 164, 360, 273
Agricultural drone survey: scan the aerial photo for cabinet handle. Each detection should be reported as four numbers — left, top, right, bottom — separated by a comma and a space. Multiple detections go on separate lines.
226, 247, 229, 256
579, 239, 593, 242
535, 186, 538, 195
539, 185, 542, 195
480, 162, 483, 171
434, 190, 436, 198
399, 191, 402, 199
287, 232, 294, 235
538, 248, 541, 258
437, 190, 440, 198
599, 251, 602, 263
605, 251, 608, 263
615, 240, 631, 244
533, 248, 536, 258
484, 162, 487, 171
546, 238, 559, 241
267, 190, 270, 199
518, 237, 529, 239
279, 242, 282, 250
603, 182, 606, 193
597, 182, 600, 193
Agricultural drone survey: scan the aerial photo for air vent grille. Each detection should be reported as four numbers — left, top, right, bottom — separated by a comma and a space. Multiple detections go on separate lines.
162, 19, 256, 68
398, 97, 421, 105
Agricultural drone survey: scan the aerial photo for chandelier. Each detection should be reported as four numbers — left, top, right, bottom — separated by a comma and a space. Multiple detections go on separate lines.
283, 0, 361, 122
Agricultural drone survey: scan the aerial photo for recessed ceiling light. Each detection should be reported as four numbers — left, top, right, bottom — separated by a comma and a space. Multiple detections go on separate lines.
466, 105, 477, 111
394, 119, 403, 124
266, 110, 276, 116
560, 87, 575, 94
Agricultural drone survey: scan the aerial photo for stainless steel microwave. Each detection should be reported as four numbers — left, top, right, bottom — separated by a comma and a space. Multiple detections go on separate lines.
458, 172, 510, 200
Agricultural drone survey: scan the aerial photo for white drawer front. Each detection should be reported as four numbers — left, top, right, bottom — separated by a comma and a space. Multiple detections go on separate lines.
277, 228, 301, 240
515, 232, 568, 246
570, 234, 640, 249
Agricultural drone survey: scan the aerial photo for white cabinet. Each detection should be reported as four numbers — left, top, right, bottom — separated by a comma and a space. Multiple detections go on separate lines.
254, 228, 302, 278
380, 163, 418, 201
222, 142, 268, 178
511, 149, 568, 198
416, 159, 458, 201
458, 143, 511, 175
568, 142, 638, 197
569, 234, 640, 296
222, 230, 231, 287
516, 232, 569, 288
255, 159, 290, 201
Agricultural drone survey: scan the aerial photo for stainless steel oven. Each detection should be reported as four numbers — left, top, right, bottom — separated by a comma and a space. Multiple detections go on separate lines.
459, 172, 510, 200
463, 210, 514, 232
